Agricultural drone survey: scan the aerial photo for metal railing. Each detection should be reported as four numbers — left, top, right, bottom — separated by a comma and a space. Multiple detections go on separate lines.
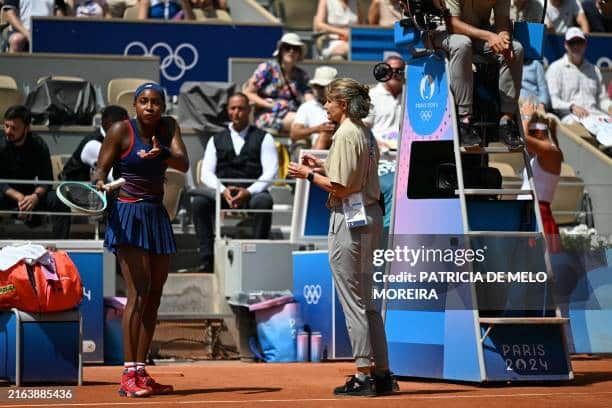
211, 178, 296, 238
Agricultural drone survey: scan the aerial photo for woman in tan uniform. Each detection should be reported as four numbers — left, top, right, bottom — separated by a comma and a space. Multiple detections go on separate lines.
288, 78, 398, 397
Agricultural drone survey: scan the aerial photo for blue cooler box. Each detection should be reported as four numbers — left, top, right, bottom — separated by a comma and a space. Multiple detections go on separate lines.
0, 309, 82, 386
292, 251, 352, 359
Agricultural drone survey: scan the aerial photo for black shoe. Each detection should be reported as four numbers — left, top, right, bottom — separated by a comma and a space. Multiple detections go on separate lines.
333, 375, 376, 397
374, 371, 399, 395
499, 119, 524, 151
459, 121, 482, 149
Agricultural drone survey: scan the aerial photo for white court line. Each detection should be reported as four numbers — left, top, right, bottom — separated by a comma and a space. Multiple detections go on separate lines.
2, 391, 612, 407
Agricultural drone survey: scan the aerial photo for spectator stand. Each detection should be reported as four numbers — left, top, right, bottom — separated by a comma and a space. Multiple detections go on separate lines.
0, 52, 159, 106
543, 32, 612, 69
31, 17, 283, 96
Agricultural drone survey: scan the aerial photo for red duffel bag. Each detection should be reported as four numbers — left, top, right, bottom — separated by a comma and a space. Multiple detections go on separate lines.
0, 261, 39, 311
0, 250, 83, 313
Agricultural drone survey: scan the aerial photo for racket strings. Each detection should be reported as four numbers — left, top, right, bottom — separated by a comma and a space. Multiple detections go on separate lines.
59, 184, 105, 212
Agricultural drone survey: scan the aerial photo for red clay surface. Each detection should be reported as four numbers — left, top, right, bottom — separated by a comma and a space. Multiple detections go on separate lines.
1, 356, 612, 408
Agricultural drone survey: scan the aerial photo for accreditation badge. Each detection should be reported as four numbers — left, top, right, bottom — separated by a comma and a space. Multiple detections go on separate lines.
342, 192, 369, 229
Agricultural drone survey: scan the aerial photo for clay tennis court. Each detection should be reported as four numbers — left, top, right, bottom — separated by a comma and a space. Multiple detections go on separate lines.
1, 356, 611, 408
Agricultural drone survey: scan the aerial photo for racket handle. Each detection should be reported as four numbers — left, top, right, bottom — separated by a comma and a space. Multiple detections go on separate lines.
104, 178, 126, 191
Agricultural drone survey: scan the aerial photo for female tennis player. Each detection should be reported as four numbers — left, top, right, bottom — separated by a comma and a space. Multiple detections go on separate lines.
519, 102, 563, 252
93, 83, 189, 398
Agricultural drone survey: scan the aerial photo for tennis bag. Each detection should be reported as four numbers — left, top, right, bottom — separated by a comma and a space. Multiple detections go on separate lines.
0, 251, 83, 313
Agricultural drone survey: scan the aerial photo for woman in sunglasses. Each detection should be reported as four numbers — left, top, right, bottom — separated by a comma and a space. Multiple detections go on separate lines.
244, 33, 313, 133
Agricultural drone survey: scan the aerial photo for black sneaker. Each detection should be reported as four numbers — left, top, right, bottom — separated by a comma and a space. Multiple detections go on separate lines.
459, 121, 482, 150
374, 371, 400, 395
499, 119, 524, 151
333, 375, 376, 397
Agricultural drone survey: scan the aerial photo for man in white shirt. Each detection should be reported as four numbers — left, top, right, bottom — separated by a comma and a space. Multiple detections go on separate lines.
546, 27, 611, 120
290, 66, 338, 151
364, 55, 405, 151
2, 0, 65, 52
545, 0, 590, 34
192, 92, 279, 272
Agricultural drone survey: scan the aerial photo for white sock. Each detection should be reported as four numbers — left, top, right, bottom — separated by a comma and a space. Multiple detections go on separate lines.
355, 372, 368, 381
136, 362, 145, 371
124, 362, 136, 372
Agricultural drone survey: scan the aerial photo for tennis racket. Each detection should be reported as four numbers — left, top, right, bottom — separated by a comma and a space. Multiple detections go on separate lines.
56, 178, 126, 215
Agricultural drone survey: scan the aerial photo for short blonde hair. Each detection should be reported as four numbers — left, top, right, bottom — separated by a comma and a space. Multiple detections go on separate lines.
326, 78, 371, 120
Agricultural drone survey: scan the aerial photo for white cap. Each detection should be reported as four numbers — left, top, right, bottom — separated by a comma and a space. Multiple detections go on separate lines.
565, 27, 586, 42
309, 66, 338, 87
274, 32, 306, 56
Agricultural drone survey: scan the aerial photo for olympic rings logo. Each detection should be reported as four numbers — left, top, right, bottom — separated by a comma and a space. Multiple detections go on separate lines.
303, 284, 322, 305
124, 41, 199, 81
420, 110, 433, 121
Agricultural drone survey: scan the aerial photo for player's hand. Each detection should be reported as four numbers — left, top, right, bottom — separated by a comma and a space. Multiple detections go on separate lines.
137, 136, 162, 159
521, 102, 537, 118
230, 187, 251, 208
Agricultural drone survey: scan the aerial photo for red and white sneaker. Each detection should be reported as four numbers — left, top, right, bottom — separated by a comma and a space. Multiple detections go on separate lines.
137, 368, 174, 395
118, 370, 152, 398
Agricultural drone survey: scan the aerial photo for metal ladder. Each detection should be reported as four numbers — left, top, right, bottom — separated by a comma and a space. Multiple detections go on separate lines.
450, 104, 569, 343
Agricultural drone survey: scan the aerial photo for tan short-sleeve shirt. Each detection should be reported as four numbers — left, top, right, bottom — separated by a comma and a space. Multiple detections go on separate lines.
324, 119, 380, 208
445, 0, 510, 27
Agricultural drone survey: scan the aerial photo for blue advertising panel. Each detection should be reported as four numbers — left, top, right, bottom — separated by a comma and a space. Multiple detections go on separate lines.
70, 252, 104, 363
32, 18, 283, 95
293, 251, 351, 359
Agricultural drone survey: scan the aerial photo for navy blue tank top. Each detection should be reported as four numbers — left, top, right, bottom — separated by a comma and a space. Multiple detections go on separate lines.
117, 119, 170, 200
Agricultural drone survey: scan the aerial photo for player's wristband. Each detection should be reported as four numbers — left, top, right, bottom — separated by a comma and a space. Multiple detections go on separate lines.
307, 171, 315, 183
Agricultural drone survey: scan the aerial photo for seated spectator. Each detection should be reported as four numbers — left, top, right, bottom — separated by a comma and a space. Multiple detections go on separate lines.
138, 0, 182, 19
192, 93, 279, 273
545, 0, 590, 34
67, 0, 110, 17
510, 0, 544, 22
582, 0, 612, 32
364, 54, 405, 151
433, 0, 524, 150
290, 66, 338, 154
244, 33, 312, 133
59, 105, 128, 182
314, 0, 362, 59
106, 0, 137, 17
0, 105, 70, 238
546, 27, 612, 121
181, 0, 229, 20
520, 58, 551, 111
2, 0, 66, 52
368, 0, 402, 27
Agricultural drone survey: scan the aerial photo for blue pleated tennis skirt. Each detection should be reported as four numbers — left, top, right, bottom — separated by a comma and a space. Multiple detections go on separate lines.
104, 200, 176, 255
